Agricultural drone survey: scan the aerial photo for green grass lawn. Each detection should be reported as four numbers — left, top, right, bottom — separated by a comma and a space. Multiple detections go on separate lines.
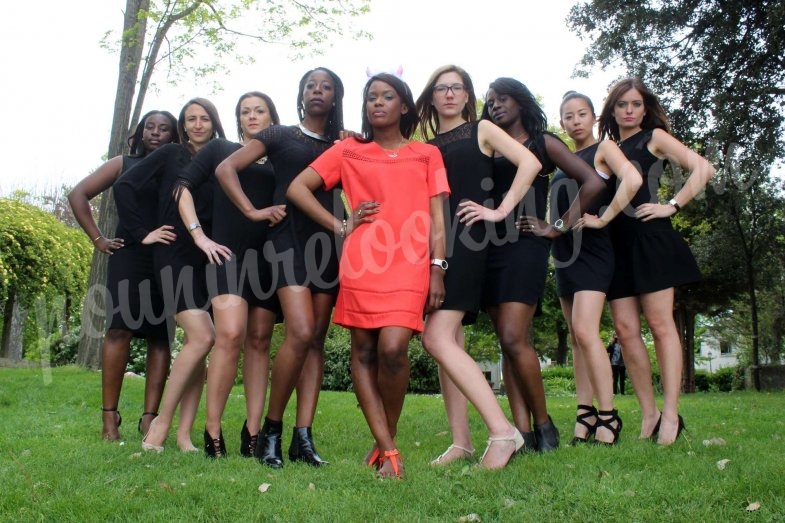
0, 366, 782, 522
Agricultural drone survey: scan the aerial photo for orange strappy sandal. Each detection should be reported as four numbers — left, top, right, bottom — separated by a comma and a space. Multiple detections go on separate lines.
376, 449, 404, 479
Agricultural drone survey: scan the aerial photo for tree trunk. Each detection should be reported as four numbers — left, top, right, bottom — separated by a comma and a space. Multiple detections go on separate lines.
1, 292, 27, 361
555, 320, 569, 366
76, 0, 149, 369
675, 303, 696, 394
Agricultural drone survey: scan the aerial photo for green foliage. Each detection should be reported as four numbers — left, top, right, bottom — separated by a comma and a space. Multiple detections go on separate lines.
322, 325, 352, 392
694, 367, 744, 392
407, 335, 439, 394
0, 199, 91, 306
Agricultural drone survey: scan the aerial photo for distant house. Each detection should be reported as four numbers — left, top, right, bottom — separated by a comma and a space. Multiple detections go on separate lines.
696, 333, 739, 373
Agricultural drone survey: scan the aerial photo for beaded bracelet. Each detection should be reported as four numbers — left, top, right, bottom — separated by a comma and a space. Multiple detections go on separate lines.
339, 219, 347, 238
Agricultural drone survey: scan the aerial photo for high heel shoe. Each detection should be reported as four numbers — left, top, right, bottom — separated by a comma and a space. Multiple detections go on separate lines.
430, 444, 475, 466
137, 411, 158, 435
288, 426, 329, 466
255, 418, 283, 468
594, 409, 623, 445
141, 417, 164, 453
570, 404, 598, 446
240, 420, 258, 458
534, 415, 560, 452
101, 407, 122, 441
376, 449, 404, 479
518, 431, 537, 454
479, 429, 525, 469
656, 415, 686, 445
647, 414, 662, 441
204, 428, 227, 458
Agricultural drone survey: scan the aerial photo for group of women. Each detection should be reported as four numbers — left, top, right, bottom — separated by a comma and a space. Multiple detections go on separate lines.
70, 64, 715, 479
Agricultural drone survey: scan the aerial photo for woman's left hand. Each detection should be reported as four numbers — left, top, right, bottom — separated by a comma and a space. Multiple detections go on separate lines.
575, 213, 608, 230
346, 201, 379, 235
634, 202, 676, 221
425, 267, 446, 314
516, 216, 561, 239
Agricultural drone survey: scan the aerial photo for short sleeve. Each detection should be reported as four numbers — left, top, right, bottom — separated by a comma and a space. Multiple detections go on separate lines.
310, 140, 348, 191
426, 145, 450, 198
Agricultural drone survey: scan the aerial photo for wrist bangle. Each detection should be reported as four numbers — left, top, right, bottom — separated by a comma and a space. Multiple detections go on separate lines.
339, 219, 347, 238
188, 222, 201, 232
92, 235, 102, 243
668, 198, 682, 213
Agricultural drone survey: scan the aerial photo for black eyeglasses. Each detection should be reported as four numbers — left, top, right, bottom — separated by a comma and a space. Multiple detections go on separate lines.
433, 83, 465, 95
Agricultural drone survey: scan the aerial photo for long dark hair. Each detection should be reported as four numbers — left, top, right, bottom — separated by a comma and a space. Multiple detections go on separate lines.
360, 73, 418, 140
296, 67, 345, 141
234, 91, 280, 141
415, 64, 477, 139
178, 98, 226, 153
599, 78, 670, 141
480, 77, 547, 138
127, 110, 179, 157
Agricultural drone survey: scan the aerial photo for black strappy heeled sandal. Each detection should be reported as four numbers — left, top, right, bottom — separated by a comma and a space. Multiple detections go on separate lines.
595, 409, 623, 445
570, 404, 598, 446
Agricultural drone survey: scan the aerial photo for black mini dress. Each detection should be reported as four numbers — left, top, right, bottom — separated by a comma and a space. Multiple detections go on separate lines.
429, 122, 494, 325
607, 129, 701, 300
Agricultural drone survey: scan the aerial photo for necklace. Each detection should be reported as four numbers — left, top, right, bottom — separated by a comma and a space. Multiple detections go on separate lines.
512, 132, 527, 142
381, 138, 406, 158
298, 123, 329, 142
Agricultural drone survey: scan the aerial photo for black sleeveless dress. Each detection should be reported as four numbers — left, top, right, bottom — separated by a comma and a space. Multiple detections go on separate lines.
550, 143, 615, 297
176, 138, 280, 314
429, 122, 494, 324
607, 129, 701, 300
254, 125, 341, 294
105, 155, 171, 340
482, 133, 554, 307
114, 143, 212, 315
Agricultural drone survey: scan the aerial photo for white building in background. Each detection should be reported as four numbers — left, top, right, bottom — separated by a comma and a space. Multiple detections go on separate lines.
696, 333, 739, 373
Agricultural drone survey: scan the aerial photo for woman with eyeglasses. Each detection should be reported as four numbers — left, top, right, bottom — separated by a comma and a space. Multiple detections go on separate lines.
288, 72, 449, 479
596, 78, 714, 445
414, 65, 541, 467
215, 67, 345, 468
480, 77, 605, 451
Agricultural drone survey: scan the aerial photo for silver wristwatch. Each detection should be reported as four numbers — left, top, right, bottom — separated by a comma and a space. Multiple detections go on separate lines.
553, 219, 569, 233
430, 258, 449, 270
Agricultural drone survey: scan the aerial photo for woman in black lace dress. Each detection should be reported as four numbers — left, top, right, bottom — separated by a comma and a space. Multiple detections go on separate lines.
415, 65, 541, 468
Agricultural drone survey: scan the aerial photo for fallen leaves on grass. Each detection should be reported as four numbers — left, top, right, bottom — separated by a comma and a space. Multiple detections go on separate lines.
308, 483, 316, 491
258, 483, 271, 493
745, 501, 761, 512
716, 459, 731, 470
458, 514, 481, 522
702, 437, 726, 447
158, 483, 175, 492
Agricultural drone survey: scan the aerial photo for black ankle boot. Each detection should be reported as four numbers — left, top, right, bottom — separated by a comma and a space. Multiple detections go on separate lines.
204, 428, 227, 458
255, 418, 283, 468
534, 415, 560, 452
240, 420, 258, 458
517, 430, 537, 454
288, 426, 329, 466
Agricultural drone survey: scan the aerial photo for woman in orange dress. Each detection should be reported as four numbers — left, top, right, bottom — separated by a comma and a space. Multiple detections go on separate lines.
287, 73, 449, 479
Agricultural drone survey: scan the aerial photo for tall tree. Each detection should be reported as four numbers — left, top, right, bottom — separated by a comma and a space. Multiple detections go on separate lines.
77, 0, 370, 368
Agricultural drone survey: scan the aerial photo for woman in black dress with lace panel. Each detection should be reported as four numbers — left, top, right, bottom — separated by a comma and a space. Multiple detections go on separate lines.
415, 65, 541, 468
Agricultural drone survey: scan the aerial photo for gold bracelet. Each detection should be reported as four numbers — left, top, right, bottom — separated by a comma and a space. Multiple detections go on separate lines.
92, 235, 102, 243
339, 219, 347, 238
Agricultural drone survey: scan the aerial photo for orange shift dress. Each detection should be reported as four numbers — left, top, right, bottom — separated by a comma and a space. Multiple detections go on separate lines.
310, 138, 449, 332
